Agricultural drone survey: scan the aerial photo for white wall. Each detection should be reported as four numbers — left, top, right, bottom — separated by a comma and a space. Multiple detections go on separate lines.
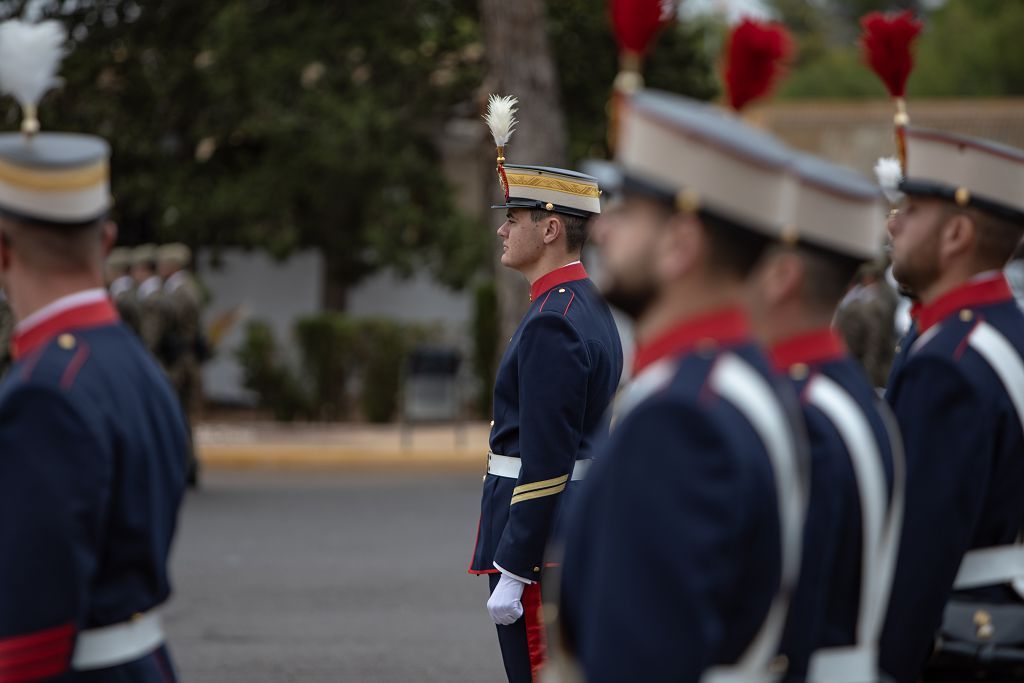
199, 248, 323, 404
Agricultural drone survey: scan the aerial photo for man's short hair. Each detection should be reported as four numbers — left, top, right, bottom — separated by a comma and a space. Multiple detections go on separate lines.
699, 210, 773, 279
962, 207, 1024, 271
793, 246, 862, 314
0, 215, 105, 275
531, 209, 588, 253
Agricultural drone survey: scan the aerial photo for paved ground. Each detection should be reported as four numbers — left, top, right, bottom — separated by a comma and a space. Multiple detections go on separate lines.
165, 469, 505, 682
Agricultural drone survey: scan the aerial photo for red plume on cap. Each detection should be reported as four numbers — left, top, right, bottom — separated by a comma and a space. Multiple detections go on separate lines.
608, 0, 675, 150
611, 0, 673, 55
859, 10, 922, 99
723, 18, 794, 112
859, 10, 922, 172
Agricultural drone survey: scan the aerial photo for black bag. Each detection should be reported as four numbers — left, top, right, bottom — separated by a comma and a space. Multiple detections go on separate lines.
929, 600, 1024, 677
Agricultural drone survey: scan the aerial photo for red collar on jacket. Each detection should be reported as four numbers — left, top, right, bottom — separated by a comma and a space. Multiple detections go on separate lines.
632, 306, 750, 376
11, 289, 119, 360
530, 262, 588, 302
769, 327, 847, 373
914, 273, 1014, 333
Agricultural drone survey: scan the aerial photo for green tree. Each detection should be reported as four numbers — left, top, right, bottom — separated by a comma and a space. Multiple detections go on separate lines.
774, 0, 1024, 100
2, 0, 489, 307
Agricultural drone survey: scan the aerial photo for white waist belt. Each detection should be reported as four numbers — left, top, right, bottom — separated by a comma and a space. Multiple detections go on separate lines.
954, 545, 1024, 590
72, 610, 165, 671
487, 452, 591, 481
806, 645, 877, 683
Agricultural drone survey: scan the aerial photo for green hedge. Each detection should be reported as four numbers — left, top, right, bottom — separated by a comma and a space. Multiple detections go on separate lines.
236, 315, 437, 422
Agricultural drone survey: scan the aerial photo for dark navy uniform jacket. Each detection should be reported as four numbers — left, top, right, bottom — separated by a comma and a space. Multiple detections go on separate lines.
771, 329, 898, 679
470, 262, 622, 583
880, 274, 1024, 683
559, 308, 806, 682
0, 290, 187, 682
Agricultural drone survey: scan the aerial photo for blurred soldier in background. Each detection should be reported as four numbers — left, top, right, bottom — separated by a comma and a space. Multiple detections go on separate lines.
158, 243, 203, 487
833, 157, 904, 388
106, 244, 140, 334
746, 154, 902, 682
556, 91, 806, 682
834, 257, 899, 388
158, 243, 202, 419
0, 18, 187, 680
132, 243, 169, 359
1003, 238, 1024, 306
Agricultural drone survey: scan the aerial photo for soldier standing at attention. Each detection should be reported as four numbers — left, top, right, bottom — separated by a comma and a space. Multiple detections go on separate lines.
105, 244, 140, 334
879, 128, 1024, 682
158, 242, 203, 486
556, 90, 806, 682
157, 243, 202, 418
468, 95, 623, 683
0, 19, 187, 681
745, 154, 903, 681
130, 242, 167, 359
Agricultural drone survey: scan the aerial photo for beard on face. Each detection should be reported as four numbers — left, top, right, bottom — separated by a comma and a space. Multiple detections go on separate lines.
891, 227, 942, 299
602, 273, 659, 320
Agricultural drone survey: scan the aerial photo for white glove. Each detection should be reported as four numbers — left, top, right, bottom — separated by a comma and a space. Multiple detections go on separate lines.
487, 573, 527, 625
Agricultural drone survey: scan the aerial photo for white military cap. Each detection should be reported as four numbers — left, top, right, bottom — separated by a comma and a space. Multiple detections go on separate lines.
616, 89, 795, 238
900, 126, 1024, 225
0, 20, 112, 227
492, 164, 602, 218
788, 153, 887, 261
0, 132, 111, 226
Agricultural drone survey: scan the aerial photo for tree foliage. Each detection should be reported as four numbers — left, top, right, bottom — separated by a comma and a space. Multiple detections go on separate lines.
773, 0, 1024, 99
0, 0, 718, 303
1, 0, 488, 303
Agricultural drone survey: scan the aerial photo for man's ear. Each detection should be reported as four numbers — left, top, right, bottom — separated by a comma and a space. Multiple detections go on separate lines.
542, 214, 562, 246
655, 211, 701, 280
766, 249, 804, 306
940, 211, 976, 263
101, 220, 118, 256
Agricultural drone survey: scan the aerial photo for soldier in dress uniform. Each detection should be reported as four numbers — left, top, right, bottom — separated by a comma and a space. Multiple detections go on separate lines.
158, 242, 203, 486
746, 154, 903, 681
879, 128, 1024, 682
106, 244, 140, 334
468, 95, 623, 682
555, 90, 807, 682
131, 242, 168, 359
0, 19, 187, 682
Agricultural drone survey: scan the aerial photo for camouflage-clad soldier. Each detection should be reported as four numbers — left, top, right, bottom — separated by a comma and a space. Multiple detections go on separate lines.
834, 257, 899, 388
131, 243, 169, 360
106, 245, 141, 335
157, 243, 202, 417
157, 243, 203, 487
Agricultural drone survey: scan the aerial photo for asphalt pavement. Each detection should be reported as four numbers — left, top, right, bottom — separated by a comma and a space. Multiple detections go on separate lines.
165, 469, 505, 683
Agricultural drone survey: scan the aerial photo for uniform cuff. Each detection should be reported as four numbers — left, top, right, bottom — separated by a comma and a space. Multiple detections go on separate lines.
493, 561, 534, 585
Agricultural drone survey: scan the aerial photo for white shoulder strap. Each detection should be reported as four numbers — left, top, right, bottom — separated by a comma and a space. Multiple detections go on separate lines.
952, 321, 1024, 593
705, 353, 804, 678
805, 375, 903, 645
611, 357, 677, 426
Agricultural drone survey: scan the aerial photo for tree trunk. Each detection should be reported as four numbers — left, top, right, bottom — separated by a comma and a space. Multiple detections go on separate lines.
479, 0, 569, 343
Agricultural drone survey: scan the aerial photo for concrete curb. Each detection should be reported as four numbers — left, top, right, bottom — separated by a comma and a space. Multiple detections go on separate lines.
194, 421, 492, 471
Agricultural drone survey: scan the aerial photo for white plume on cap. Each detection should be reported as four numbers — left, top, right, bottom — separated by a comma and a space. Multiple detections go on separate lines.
874, 156, 904, 204
484, 94, 518, 148
0, 20, 67, 110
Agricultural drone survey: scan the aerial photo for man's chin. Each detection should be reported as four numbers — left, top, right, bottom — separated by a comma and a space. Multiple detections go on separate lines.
602, 283, 656, 321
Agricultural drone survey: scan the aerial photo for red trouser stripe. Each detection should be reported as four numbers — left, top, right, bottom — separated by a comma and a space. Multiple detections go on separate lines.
522, 582, 547, 681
